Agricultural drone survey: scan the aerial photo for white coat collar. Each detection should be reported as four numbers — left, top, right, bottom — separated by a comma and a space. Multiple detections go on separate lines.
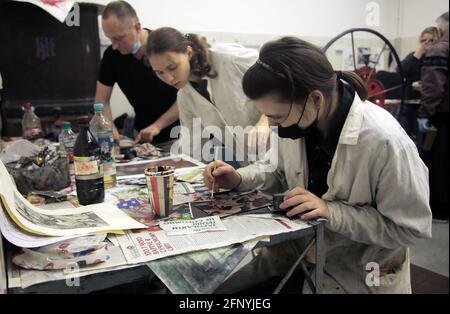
338, 93, 365, 145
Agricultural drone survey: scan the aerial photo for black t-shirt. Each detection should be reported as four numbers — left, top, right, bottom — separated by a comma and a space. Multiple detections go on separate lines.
190, 80, 211, 102
98, 43, 179, 143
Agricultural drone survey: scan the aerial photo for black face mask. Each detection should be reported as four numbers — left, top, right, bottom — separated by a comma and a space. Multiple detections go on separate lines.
277, 97, 320, 140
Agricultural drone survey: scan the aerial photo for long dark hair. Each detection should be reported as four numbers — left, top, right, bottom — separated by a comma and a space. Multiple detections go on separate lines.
242, 37, 367, 105
146, 27, 217, 78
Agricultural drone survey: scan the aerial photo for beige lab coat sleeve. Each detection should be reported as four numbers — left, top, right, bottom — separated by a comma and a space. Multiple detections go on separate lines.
178, 99, 198, 157
326, 138, 432, 249
236, 149, 288, 193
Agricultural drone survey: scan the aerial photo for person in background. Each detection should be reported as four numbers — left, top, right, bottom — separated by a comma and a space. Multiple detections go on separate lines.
146, 27, 269, 164
418, 12, 449, 223
401, 27, 440, 100
398, 27, 440, 145
95, 1, 179, 144
204, 37, 432, 293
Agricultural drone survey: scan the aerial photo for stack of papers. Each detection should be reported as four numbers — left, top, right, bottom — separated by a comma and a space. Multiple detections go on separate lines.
0, 160, 145, 248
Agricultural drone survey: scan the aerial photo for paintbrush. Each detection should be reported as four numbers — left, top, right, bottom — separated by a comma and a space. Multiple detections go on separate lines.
210, 146, 219, 201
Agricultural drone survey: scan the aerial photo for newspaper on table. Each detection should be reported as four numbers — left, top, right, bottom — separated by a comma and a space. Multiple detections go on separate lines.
175, 167, 204, 183
0, 159, 145, 246
12, 234, 110, 270
0, 196, 78, 248
117, 214, 310, 264
9, 239, 257, 292
147, 240, 259, 294
159, 216, 226, 235
7, 245, 136, 289
115, 154, 204, 179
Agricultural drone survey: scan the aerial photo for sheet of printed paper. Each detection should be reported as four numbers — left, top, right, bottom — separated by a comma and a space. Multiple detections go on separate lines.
0, 160, 145, 239
147, 240, 259, 294
117, 215, 310, 264
18, 246, 135, 289
176, 167, 204, 183
159, 216, 226, 235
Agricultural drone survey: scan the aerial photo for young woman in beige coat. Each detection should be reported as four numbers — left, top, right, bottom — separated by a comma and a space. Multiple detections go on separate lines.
203, 37, 432, 293
146, 27, 268, 164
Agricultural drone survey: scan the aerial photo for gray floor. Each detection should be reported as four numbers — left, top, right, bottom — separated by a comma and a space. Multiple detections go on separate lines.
410, 221, 449, 277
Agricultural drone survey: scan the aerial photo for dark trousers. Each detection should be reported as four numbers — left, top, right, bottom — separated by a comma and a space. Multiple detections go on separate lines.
422, 113, 449, 220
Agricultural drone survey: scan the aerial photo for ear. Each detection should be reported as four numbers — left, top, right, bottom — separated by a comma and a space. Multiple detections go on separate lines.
310, 90, 325, 109
134, 21, 142, 32
186, 45, 194, 60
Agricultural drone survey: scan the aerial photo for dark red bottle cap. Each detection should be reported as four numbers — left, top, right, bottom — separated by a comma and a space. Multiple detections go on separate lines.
77, 115, 90, 127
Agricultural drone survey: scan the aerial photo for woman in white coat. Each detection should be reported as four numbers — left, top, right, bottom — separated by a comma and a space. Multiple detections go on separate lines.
203, 37, 432, 293
146, 27, 267, 164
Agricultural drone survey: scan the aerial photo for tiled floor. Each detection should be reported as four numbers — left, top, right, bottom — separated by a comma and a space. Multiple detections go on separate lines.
410, 222, 449, 277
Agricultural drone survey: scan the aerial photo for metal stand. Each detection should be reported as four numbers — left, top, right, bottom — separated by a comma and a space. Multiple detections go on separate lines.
271, 220, 325, 294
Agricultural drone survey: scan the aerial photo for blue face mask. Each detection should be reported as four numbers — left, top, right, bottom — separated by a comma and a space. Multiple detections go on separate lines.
131, 38, 141, 54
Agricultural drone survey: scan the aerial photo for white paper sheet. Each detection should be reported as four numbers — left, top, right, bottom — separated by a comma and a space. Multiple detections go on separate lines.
117, 215, 310, 264
0, 159, 145, 242
160, 216, 227, 235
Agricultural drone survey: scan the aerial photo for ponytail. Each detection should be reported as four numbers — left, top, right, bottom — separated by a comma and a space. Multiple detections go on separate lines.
340, 71, 368, 101
185, 33, 217, 78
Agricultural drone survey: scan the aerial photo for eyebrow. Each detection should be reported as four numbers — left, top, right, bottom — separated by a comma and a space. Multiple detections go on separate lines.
155, 63, 177, 72
112, 34, 126, 40
266, 114, 283, 119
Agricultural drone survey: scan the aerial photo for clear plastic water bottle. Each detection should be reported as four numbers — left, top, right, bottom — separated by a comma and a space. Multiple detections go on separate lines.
89, 103, 116, 189
22, 102, 44, 140
59, 121, 77, 174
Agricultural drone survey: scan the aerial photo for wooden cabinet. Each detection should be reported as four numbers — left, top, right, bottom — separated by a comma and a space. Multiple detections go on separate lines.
0, 1, 101, 136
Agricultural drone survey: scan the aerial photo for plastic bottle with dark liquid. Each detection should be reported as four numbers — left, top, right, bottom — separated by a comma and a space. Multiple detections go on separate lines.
73, 116, 105, 205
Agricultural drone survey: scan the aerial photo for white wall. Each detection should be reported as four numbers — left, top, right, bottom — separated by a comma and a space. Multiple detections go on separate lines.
126, 0, 448, 42
129, 0, 397, 38
398, 0, 449, 38
101, 0, 448, 119
395, 0, 448, 58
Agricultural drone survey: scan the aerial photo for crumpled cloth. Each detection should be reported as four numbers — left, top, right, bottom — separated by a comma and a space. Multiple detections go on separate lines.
134, 143, 162, 158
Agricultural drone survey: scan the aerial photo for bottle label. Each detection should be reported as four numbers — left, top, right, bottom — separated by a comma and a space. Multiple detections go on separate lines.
74, 156, 103, 179
63, 139, 75, 149
97, 129, 114, 162
62, 139, 75, 162
66, 151, 74, 163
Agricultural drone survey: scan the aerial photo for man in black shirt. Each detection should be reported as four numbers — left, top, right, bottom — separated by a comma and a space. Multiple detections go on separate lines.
95, 1, 179, 144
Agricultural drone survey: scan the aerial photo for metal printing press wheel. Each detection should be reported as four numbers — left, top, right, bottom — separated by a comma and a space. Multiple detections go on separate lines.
323, 28, 407, 118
